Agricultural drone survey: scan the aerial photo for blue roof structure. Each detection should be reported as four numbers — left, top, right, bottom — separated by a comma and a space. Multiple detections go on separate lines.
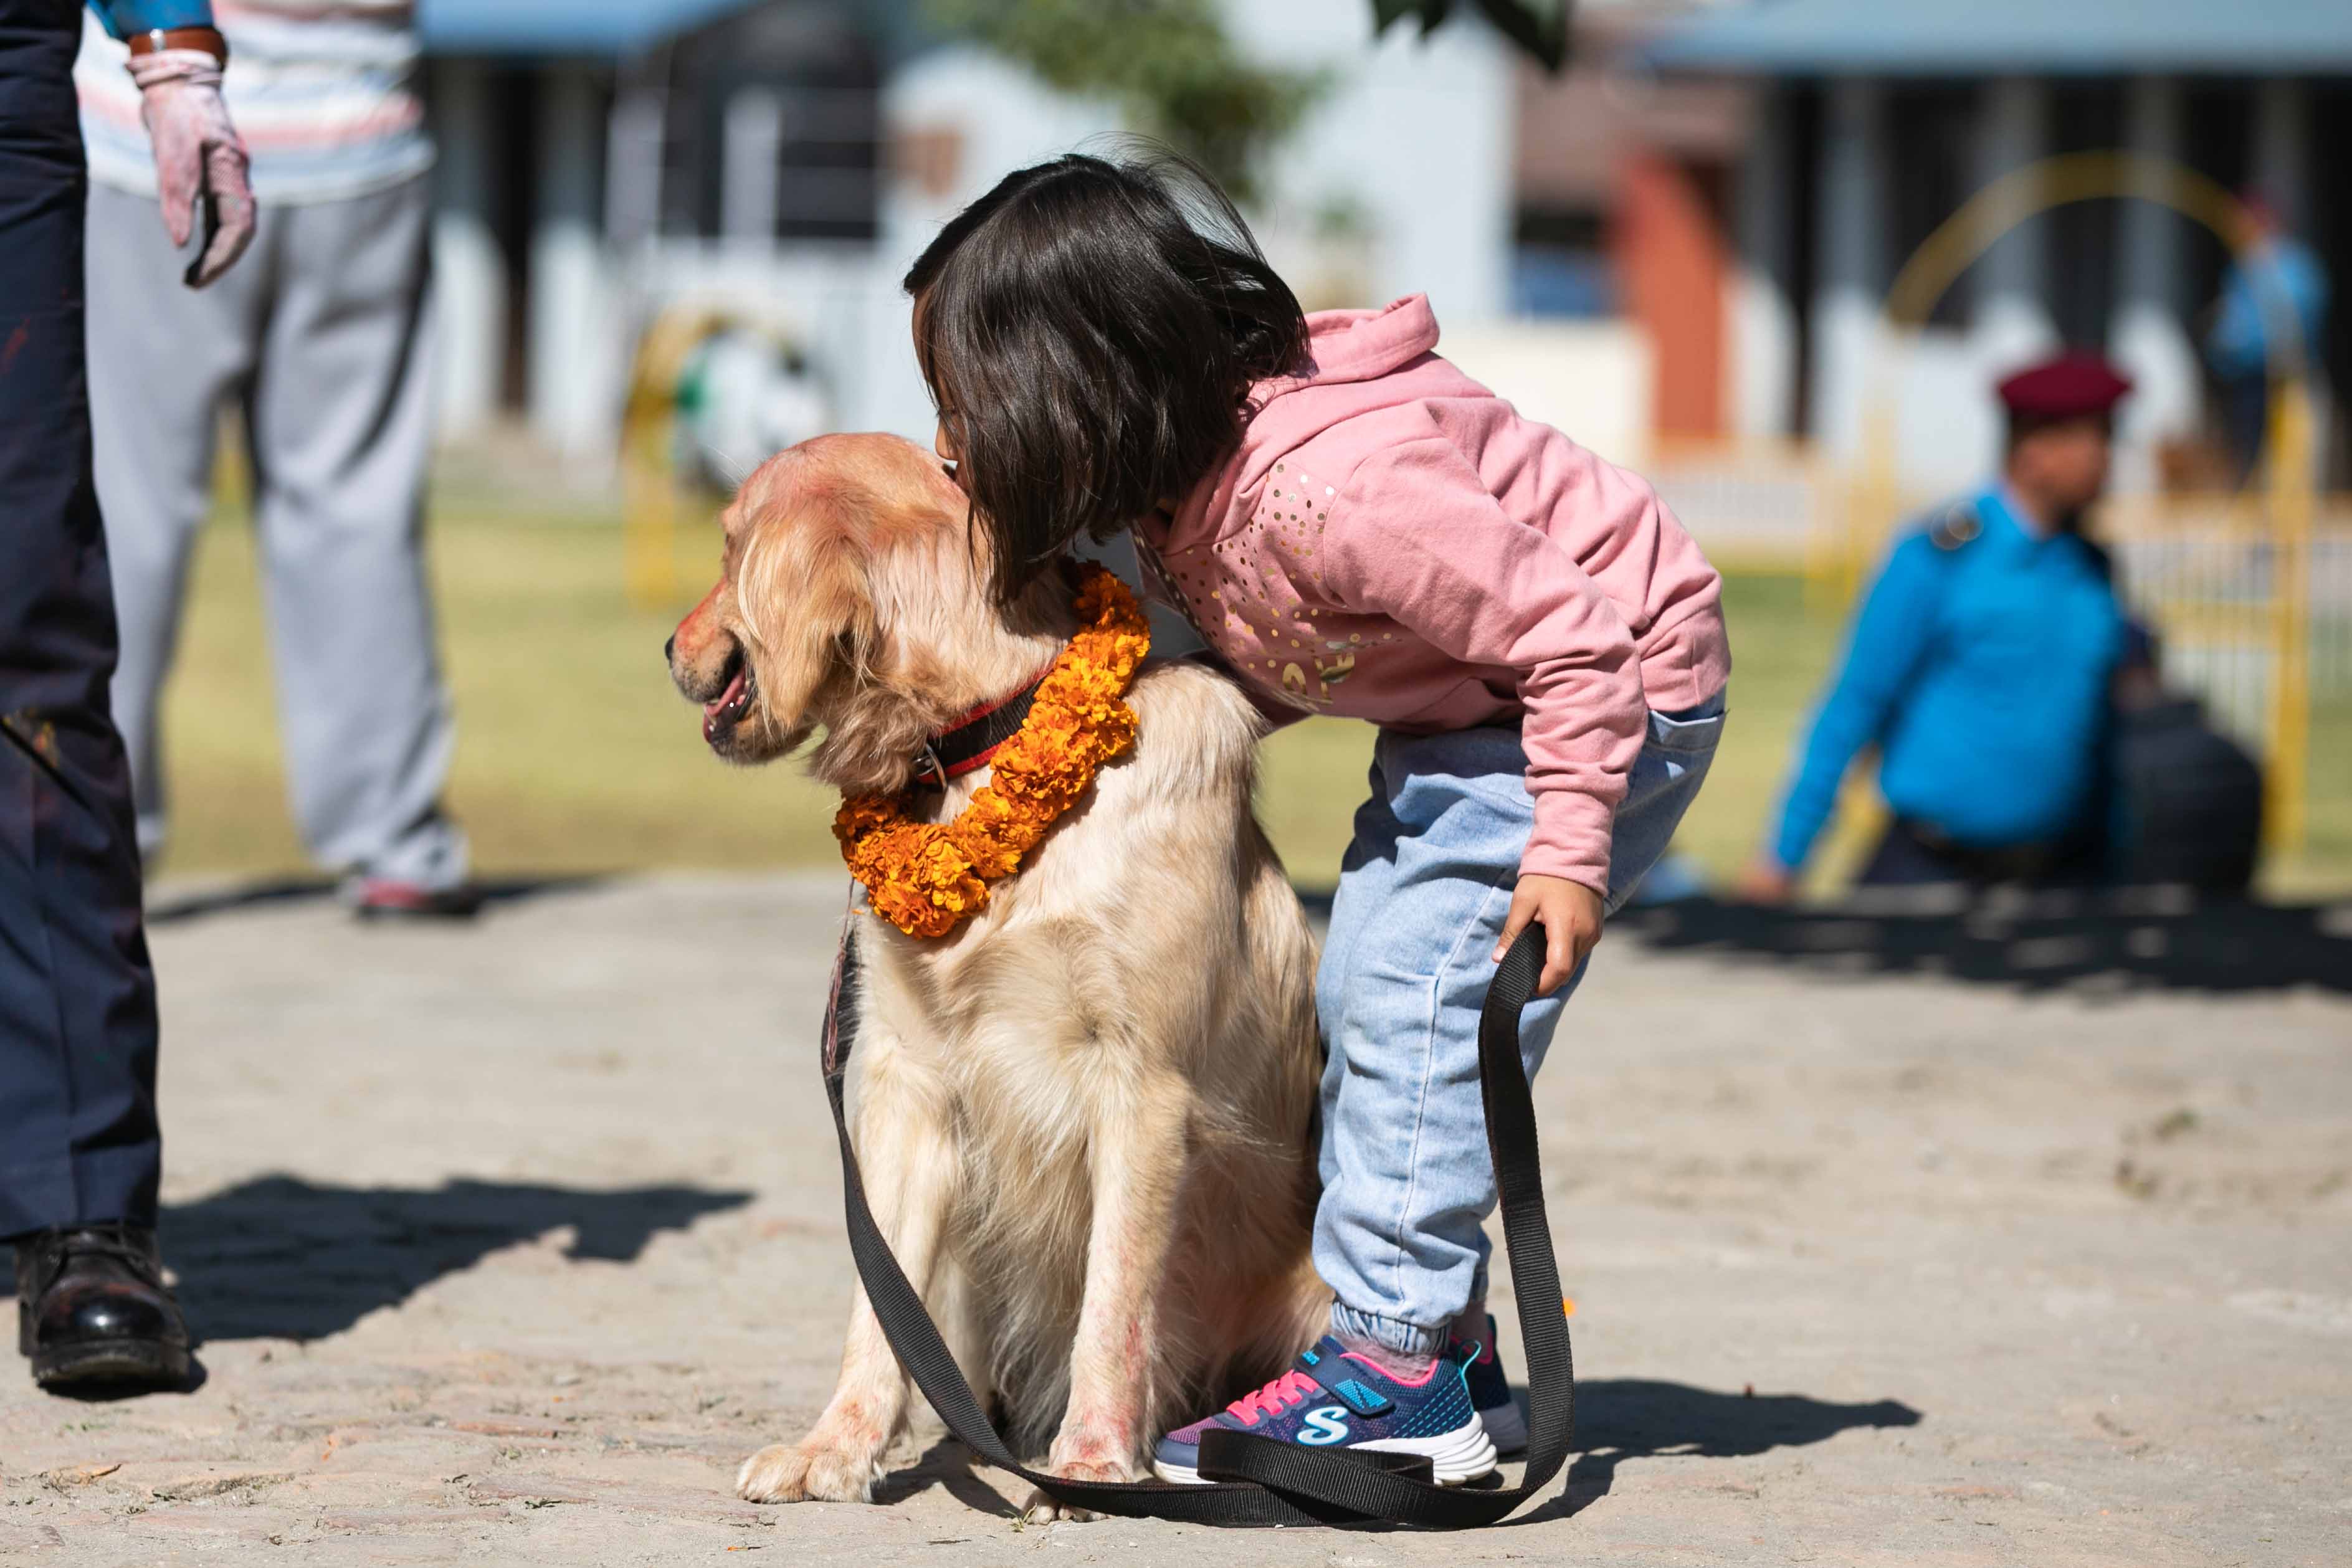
1644, 0, 2352, 76
416, 0, 766, 57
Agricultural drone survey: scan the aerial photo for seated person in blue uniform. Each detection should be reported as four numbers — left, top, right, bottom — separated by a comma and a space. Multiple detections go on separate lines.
1741, 354, 2134, 899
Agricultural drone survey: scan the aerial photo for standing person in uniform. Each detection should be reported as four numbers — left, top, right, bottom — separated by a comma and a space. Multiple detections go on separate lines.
2205, 194, 2330, 485
4, 0, 254, 1389
1740, 354, 2133, 899
77, 0, 476, 917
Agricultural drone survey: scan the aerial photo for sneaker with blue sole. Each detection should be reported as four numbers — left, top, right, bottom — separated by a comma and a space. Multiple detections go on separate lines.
1452, 1313, 1528, 1455
1151, 1336, 1498, 1486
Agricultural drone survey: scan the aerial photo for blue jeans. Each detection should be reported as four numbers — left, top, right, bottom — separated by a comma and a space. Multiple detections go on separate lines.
1314, 698, 1725, 1356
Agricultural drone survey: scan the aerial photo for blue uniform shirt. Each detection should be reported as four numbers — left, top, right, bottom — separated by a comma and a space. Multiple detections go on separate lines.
2207, 237, 2330, 379
1772, 486, 2127, 869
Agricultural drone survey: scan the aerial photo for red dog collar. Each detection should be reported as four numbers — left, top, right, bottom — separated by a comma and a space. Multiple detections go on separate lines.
912, 667, 1055, 789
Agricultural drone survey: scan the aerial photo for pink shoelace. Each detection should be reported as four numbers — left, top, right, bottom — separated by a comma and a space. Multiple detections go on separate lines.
1226, 1368, 1320, 1425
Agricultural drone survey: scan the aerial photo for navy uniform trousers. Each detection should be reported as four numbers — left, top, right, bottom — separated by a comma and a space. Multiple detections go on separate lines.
0, 0, 163, 1240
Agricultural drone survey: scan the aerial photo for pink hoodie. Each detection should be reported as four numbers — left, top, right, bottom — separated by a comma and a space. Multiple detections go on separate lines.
1133, 295, 1730, 895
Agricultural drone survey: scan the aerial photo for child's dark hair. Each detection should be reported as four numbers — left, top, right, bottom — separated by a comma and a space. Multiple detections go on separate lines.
903, 150, 1310, 607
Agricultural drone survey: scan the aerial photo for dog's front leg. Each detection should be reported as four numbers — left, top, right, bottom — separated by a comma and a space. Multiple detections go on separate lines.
739, 1042, 956, 1504
1025, 1069, 1192, 1523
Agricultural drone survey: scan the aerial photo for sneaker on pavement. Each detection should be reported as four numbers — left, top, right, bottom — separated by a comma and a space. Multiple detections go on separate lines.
1451, 1313, 1527, 1455
1152, 1336, 1497, 1486
346, 878, 485, 921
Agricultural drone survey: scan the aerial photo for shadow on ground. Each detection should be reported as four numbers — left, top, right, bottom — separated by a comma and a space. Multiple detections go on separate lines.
55, 1176, 755, 1342
1295, 885, 2350, 995
1483, 1378, 1922, 1525
146, 875, 607, 926
873, 1437, 1024, 1520
1606, 893, 2351, 996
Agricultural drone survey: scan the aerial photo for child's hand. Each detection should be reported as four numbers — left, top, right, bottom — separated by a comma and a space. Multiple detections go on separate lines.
1493, 875, 1604, 996
1735, 855, 1797, 905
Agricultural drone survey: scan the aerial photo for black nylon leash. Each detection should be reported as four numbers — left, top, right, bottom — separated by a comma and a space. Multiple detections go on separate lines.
820, 921, 1573, 1527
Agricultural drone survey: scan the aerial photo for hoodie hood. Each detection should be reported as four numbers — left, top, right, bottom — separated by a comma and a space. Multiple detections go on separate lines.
1163, 296, 1457, 544
1286, 295, 1443, 389
1133, 287, 1731, 900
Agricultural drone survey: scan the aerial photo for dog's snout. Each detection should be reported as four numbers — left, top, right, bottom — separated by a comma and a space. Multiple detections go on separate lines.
664, 634, 676, 666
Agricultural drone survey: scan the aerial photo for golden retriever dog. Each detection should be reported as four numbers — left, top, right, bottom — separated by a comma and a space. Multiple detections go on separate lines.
668, 432, 1326, 1518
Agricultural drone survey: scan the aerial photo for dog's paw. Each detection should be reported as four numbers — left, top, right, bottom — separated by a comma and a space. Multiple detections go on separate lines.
736, 1438, 883, 1504
1021, 1456, 1145, 1524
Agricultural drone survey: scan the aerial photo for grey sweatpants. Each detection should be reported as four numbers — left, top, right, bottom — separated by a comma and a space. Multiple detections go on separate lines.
85, 176, 465, 890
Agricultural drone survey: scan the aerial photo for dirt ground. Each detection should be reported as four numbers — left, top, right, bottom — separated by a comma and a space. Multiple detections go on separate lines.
4, 875, 2348, 1566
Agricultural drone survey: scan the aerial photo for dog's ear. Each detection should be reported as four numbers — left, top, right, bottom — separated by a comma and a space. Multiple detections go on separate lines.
796, 488, 999, 789
734, 507, 875, 733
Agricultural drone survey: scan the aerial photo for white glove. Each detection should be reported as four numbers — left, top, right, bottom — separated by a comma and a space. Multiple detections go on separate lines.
126, 47, 255, 288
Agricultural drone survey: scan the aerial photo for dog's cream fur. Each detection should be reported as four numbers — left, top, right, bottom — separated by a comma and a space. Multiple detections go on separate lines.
669, 434, 1327, 1518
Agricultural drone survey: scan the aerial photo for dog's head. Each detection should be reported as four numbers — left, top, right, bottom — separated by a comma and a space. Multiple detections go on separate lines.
667, 432, 1064, 794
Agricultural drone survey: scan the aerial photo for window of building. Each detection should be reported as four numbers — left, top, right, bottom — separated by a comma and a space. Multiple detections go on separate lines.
659, 2, 882, 244
1512, 206, 1616, 318
1883, 82, 1974, 330
2047, 82, 2125, 349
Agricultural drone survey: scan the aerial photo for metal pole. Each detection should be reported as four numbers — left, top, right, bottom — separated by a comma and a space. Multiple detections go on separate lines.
2266, 380, 2314, 854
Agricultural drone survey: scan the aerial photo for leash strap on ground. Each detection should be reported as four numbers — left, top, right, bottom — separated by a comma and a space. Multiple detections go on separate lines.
820, 919, 1573, 1528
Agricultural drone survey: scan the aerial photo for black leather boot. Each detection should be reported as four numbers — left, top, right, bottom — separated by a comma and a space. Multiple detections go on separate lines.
14, 1224, 191, 1389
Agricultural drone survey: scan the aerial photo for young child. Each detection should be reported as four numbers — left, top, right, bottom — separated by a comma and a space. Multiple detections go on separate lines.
905, 153, 1729, 1484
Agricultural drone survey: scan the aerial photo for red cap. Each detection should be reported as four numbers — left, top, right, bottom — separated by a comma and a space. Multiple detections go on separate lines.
1996, 353, 2133, 420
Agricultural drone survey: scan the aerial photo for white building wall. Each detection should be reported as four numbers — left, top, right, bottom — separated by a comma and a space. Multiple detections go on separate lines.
1891, 330, 2011, 501
530, 62, 626, 462
882, 44, 1124, 234
872, 46, 1125, 440
1223, 0, 1514, 328
429, 58, 505, 439
720, 89, 786, 242
1447, 321, 1654, 468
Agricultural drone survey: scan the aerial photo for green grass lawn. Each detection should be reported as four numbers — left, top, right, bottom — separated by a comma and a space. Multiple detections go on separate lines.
156, 504, 2351, 898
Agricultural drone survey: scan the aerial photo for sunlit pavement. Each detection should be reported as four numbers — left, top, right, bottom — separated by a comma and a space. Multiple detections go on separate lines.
4, 875, 2347, 1566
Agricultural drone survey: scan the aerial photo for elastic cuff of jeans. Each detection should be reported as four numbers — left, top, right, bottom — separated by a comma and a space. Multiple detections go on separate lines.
1328, 1300, 1447, 1359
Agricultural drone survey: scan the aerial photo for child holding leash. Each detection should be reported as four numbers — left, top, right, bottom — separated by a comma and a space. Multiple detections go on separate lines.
905, 152, 1728, 1485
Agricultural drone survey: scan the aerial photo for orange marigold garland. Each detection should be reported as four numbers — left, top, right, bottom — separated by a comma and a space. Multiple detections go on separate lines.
834, 563, 1150, 937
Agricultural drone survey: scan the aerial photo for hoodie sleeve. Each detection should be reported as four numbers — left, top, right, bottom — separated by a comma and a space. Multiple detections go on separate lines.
1323, 436, 1647, 896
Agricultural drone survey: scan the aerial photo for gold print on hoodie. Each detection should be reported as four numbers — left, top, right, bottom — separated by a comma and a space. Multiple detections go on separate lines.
1139, 465, 1393, 714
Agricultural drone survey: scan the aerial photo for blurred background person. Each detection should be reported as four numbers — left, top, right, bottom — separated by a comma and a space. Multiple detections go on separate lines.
5, 0, 252, 1391
1740, 355, 2134, 900
76, 0, 477, 918
2205, 194, 2332, 485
